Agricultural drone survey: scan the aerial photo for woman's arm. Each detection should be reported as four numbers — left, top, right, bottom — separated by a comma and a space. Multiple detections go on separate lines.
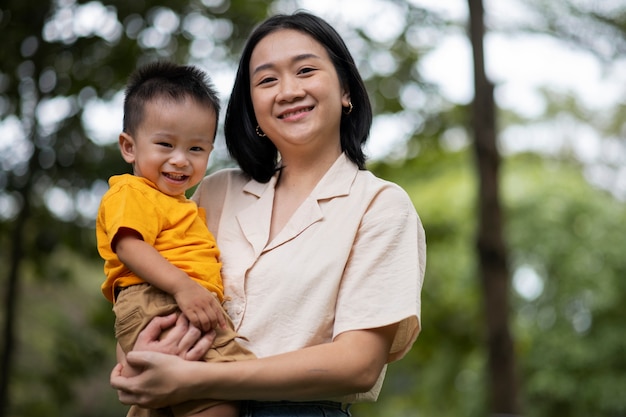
111, 322, 398, 408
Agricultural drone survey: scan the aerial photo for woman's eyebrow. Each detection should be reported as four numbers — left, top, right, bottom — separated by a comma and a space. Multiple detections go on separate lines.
252, 53, 321, 75
292, 53, 321, 63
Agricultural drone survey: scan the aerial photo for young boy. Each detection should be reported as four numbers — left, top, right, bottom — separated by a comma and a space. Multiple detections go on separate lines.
96, 62, 254, 417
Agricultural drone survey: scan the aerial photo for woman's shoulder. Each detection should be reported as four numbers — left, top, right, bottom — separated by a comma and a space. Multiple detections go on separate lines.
329, 155, 413, 205
200, 167, 252, 191
355, 169, 414, 206
192, 168, 249, 204
351, 170, 424, 233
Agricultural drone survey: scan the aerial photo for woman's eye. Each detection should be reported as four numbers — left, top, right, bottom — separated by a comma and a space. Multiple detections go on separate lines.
299, 67, 316, 75
258, 76, 276, 85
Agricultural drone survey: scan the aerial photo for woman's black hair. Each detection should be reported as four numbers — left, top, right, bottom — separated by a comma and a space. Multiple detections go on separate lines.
224, 11, 373, 183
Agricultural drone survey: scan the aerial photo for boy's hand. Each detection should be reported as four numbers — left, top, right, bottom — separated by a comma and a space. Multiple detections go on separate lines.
173, 281, 227, 332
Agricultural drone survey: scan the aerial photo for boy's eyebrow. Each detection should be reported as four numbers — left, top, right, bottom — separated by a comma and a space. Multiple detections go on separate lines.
252, 53, 321, 75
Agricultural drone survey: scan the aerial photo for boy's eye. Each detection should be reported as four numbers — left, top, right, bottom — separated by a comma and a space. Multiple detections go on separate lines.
157, 142, 173, 148
190, 146, 204, 152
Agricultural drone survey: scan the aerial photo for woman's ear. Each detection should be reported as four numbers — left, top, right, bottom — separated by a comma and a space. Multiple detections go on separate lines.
118, 132, 136, 164
341, 90, 351, 108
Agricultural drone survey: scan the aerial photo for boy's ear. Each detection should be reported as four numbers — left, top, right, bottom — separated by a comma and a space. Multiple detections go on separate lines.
118, 132, 136, 164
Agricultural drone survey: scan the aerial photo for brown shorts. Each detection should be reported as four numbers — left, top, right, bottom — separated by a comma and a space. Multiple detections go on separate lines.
113, 283, 255, 416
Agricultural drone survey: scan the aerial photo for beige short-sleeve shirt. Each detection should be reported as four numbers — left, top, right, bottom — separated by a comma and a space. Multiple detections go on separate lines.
192, 153, 426, 402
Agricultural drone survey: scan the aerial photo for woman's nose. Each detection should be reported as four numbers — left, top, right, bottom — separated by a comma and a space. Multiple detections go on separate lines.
277, 76, 304, 102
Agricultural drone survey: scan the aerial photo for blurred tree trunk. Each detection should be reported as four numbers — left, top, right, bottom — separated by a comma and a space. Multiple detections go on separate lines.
0, 197, 27, 417
467, 0, 520, 414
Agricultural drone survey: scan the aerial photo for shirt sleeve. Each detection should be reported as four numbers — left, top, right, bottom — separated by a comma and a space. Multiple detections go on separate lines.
191, 169, 242, 235
333, 184, 426, 362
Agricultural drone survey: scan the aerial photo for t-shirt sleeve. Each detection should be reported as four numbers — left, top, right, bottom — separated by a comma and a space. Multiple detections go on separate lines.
100, 184, 162, 250
333, 185, 426, 363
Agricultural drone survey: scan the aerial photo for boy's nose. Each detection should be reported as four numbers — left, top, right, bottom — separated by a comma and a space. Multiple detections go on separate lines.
169, 151, 189, 167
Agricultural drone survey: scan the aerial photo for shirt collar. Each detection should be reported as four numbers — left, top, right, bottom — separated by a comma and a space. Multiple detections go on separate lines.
241, 153, 359, 200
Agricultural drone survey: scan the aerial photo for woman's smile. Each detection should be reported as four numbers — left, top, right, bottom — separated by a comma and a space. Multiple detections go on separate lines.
277, 105, 315, 120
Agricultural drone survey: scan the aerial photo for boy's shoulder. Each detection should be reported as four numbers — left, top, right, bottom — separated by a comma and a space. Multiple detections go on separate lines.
103, 174, 175, 210
106, 174, 157, 195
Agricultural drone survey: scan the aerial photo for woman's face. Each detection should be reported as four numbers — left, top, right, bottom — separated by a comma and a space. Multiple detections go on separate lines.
249, 29, 351, 157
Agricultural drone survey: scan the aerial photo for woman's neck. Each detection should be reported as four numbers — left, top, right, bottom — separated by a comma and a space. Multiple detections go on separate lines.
277, 160, 332, 193
276, 146, 341, 191
268, 150, 341, 242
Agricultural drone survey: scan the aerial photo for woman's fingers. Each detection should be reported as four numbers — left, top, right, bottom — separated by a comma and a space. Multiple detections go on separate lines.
110, 362, 137, 405
111, 351, 188, 408
134, 313, 178, 351
130, 312, 215, 360
185, 330, 215, 361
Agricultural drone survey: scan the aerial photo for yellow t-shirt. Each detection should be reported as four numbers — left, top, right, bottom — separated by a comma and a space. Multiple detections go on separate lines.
97, 174, 222, 303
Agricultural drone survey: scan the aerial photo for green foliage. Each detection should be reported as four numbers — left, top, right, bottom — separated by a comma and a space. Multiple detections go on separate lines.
7, 249, 122, 416
504, 154, 626, 417
519, 0, 626, 62
1, 0, 625, 416
356, 150, 626, 417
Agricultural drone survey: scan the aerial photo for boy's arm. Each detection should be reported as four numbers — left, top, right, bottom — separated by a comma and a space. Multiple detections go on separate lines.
114, 228, 226, 331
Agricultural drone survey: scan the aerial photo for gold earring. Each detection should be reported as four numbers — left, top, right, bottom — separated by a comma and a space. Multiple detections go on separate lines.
256, 125, 266, 137
343, 101, 353, 115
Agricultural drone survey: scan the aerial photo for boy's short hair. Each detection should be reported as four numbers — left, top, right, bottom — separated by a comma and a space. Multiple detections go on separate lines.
123, 61, 220, 137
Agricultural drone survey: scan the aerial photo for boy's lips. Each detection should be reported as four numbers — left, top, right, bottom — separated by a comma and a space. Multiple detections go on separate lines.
164, 172, 188, 181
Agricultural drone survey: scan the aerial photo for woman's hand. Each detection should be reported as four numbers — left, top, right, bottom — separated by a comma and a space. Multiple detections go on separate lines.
134, 313, 215, 360
111, 351, 195, 408
111, 313, 215, 407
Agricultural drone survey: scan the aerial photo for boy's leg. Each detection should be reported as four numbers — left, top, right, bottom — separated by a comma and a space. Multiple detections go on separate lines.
114, 285, 178, 417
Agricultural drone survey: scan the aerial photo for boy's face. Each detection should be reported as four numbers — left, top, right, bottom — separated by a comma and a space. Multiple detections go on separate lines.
119, 96, 217, 197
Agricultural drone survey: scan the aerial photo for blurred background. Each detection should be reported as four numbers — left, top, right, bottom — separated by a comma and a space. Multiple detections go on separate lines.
1, 0, 625, 416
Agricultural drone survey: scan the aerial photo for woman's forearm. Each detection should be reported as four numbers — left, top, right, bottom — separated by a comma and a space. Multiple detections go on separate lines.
113, 324, 397, 408
185, 324, 397, 401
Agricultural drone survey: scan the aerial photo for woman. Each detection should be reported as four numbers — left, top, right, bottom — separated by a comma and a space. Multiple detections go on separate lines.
111, 11, 426, 416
